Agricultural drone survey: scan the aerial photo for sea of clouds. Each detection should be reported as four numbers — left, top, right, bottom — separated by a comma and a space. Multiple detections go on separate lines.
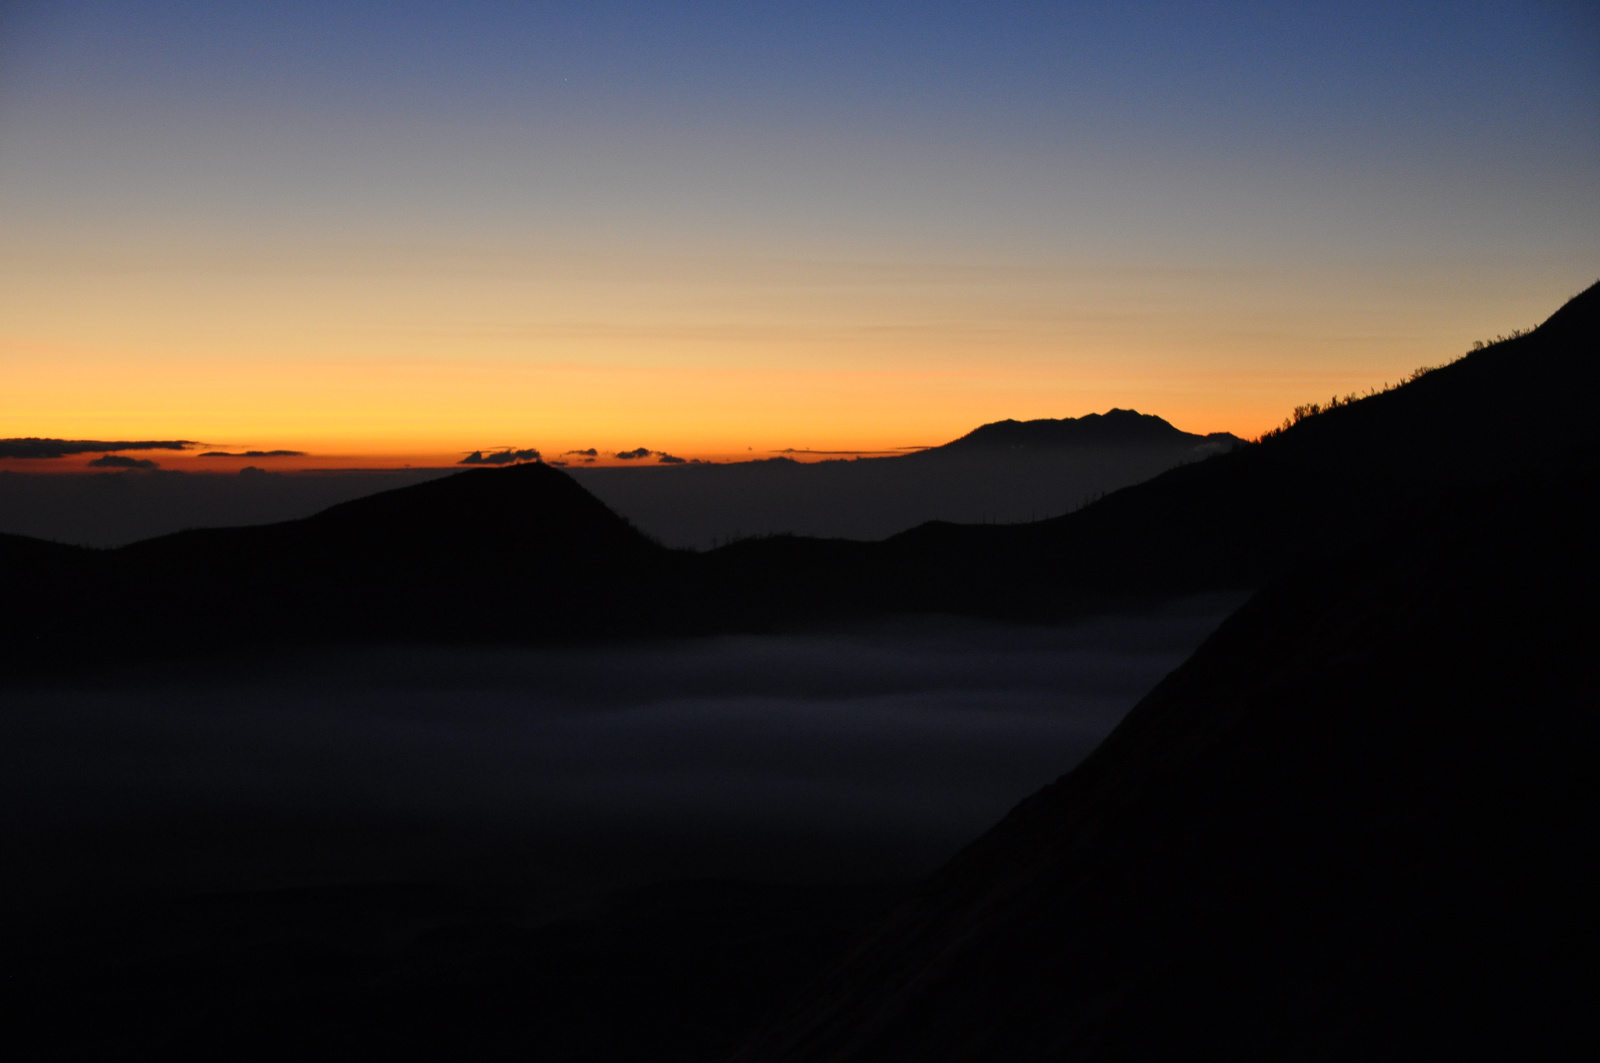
1, 601, 1241, 901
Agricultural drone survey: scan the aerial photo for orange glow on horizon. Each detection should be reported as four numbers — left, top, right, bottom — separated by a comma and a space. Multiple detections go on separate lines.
3, 4, 1593, 485
2, 250, 1578, 464
0, 330, 1493, 464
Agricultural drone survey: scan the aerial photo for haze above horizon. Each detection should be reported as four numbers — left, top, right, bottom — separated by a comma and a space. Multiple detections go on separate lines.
2, 1, 1596, 460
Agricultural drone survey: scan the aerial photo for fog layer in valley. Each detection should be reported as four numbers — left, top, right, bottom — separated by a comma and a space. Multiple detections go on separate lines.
2, 600, 1239, 904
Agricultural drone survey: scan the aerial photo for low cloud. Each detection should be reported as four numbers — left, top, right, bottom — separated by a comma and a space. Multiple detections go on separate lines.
657, 453, 687, 464
460, 448, 541, 465
86, 454, 159, 469
198, 450, 305, 458
615, 447, 652, 460
564, 449, 598, 457
1, 438, 193, 460
0, 608, 1234, 890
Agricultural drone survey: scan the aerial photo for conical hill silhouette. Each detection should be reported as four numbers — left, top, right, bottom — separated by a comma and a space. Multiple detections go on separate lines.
3, 463, 683, 662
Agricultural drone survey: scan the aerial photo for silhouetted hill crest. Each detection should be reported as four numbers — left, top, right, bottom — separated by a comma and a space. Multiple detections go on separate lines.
116, 461, 661, 562
295, 461, 657, 554
82, 463, 681, 649
929, 409, 1239, 453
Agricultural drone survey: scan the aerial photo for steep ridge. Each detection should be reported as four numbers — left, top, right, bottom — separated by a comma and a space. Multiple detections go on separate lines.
712, 280, 1600, 620
734, 456, 1600, 1061
726, 281, 1600, 1060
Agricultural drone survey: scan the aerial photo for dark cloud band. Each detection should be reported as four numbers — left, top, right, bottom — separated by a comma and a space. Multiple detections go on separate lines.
86, 455, 159, 469
460, 448, 541, 465
1, 438, 194, 459
198, 450, 306, 458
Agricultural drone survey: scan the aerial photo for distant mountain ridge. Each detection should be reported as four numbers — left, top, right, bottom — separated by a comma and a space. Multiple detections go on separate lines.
928, 409, 1240, 453
0, 411, 1235, 550
572, 409, 1239, 546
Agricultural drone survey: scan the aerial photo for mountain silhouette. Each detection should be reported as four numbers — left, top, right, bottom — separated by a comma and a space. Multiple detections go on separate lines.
707, 279, 1600, 621
0, 466, 459, 548
0, 412, 1230, 549
2, 280, 1595, 667
571, 410, 1240, 547
731, 456, 1600, 1062
926, 408, 1237, 452
1, 462, 684, 665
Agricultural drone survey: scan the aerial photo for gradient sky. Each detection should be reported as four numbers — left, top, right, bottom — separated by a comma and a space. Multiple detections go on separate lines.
2, 1, 1596, 463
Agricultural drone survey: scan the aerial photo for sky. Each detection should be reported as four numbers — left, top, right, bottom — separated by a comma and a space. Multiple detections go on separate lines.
2, 0, 1596, 465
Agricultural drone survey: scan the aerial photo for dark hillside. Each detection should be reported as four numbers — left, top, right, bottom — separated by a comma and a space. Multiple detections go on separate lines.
125, 461, 683, 644
734, 458, 1600, 1062
8, 464, 687, 665
0, 466, 456, 549
712, 280, 1600, 620
0, 532, 102, 659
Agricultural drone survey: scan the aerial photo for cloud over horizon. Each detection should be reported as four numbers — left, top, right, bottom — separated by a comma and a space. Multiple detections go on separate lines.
1, 439, 194, 460
199, 450, 306, 458
459, 448, 541, 465
86, 454, 159, 469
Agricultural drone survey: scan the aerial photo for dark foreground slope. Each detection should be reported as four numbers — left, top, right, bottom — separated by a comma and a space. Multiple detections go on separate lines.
1, 879, 906, 1063
735, 460, 1600, 1062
